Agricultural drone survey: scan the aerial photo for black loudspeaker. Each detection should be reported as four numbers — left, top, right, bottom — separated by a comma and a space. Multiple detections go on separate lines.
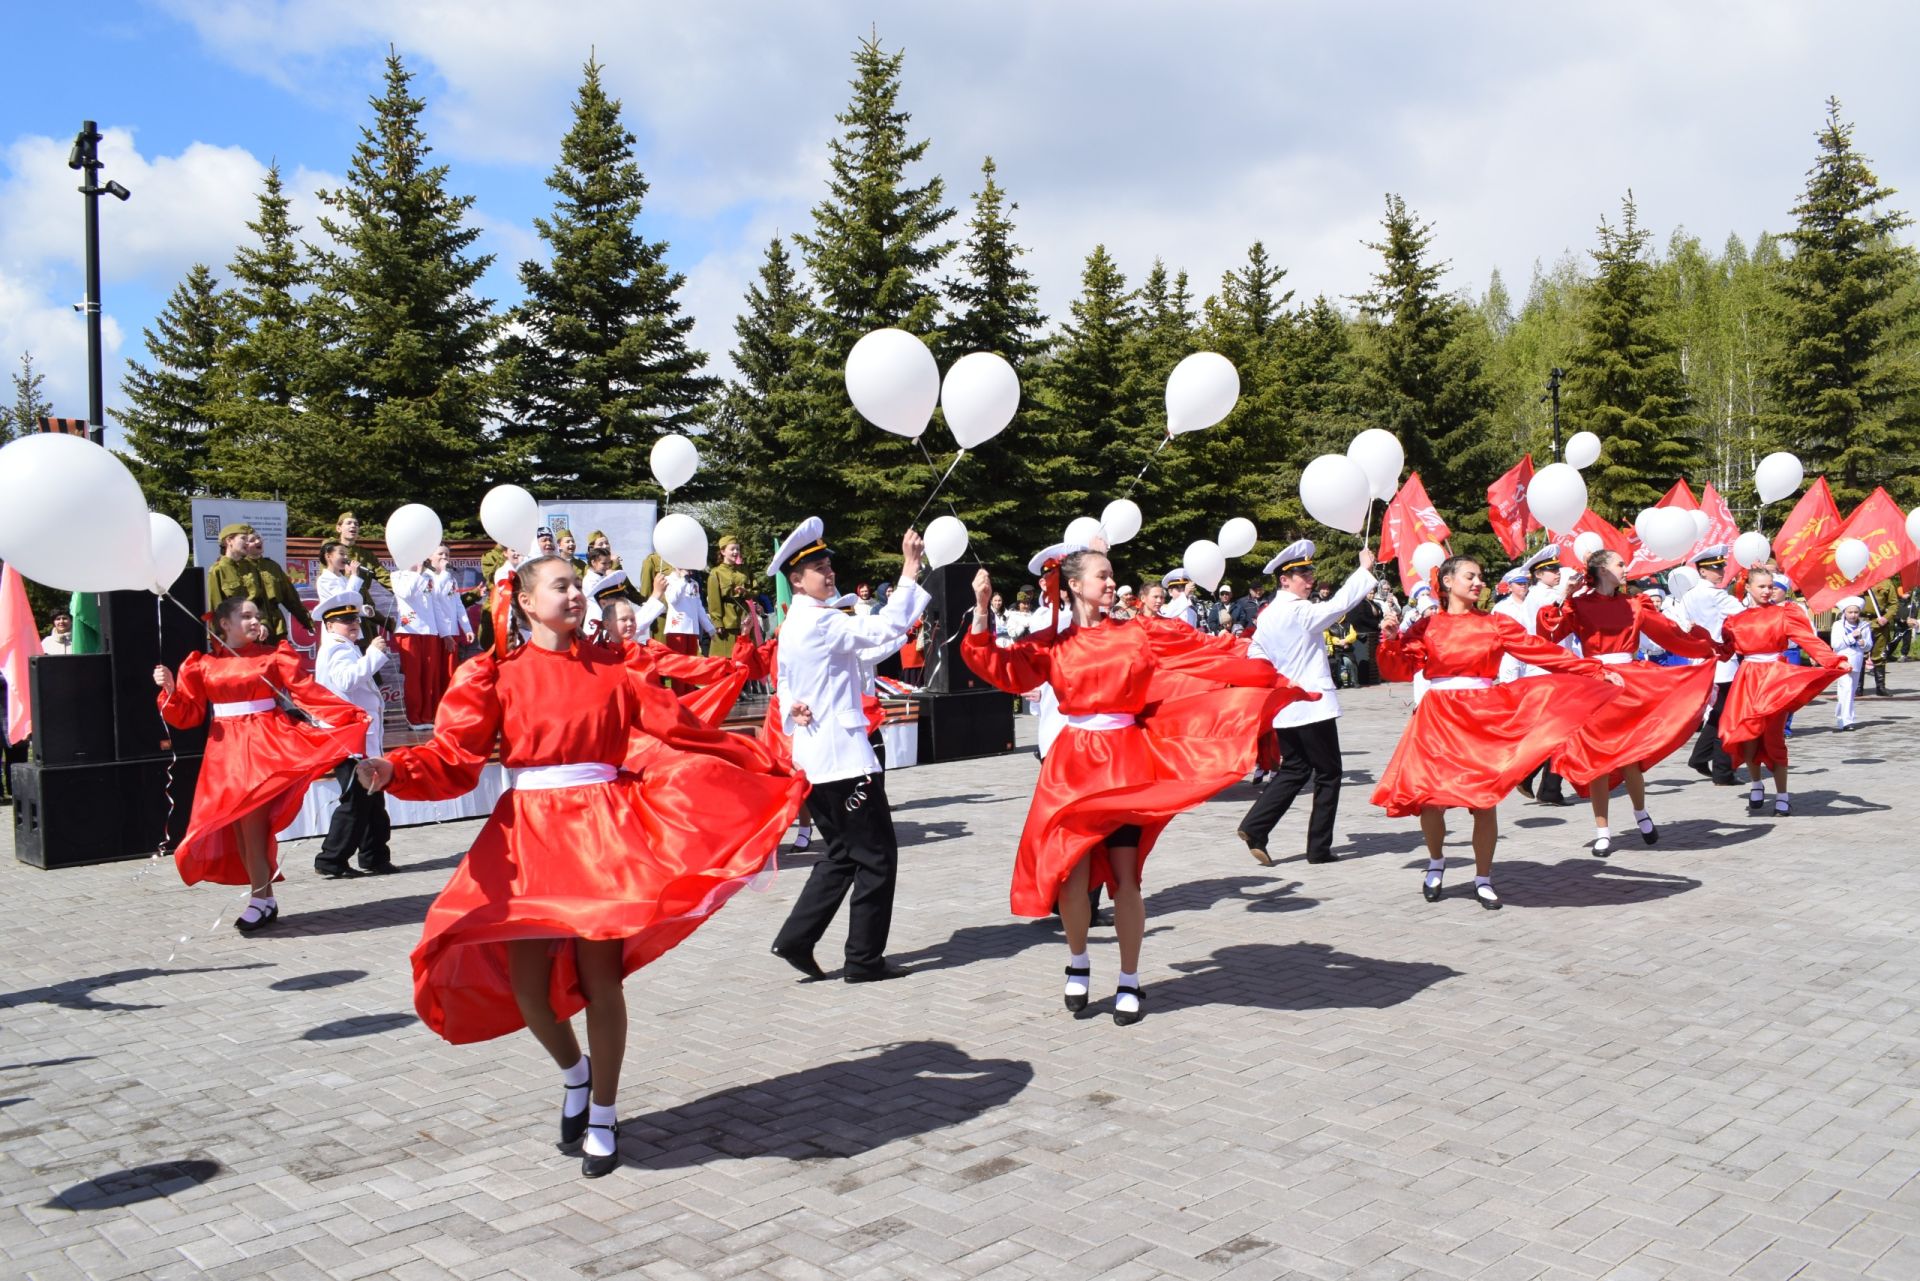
101, 572, 209, 760
28, 654, 116, 765
915, 688, 1016, 764
11, 755, 203, 868
917, 562, 989, 694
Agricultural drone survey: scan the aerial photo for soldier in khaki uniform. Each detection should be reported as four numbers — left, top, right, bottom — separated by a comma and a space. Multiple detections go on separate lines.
706, 535, 753, 658
206, 523, 314, 642
334, 511, 393, 590
637, 549, 674, 641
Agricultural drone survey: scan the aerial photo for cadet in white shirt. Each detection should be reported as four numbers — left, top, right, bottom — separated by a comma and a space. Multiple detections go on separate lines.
1236, 540, 1378, 867
1515, 545, 1572, 803
1489, 566, 1533, 683
1682, 545, 1745, 784
768, 519, 930, 984
1830, 597, 1872, 730
312, 592, 394, 876
1159, 570, 1199, 627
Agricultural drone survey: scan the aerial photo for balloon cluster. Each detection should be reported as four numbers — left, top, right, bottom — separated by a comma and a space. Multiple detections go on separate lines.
1299, 428, 1403, 535
0, 434, 190, 596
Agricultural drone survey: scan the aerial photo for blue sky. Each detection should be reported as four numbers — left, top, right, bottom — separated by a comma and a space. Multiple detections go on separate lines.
6, 1, 1918, 441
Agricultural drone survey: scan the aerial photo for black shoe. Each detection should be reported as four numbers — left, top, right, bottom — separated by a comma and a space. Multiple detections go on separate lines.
1112, 985, 1145, 1027
844, 964, 909, 984
1516, 777, 1536, 799
1774, 798, 1791, 817
1711, 775, 1741, 787
1746, 788, 1766, 811
1639, 820, 1658, 845
1538, 791, 1567, 807
1474, 883, 1502, 910
581, 1123, 619, 1178
314, 864, 364, 880
1591, 835, 1612, 859
770, 942, 825, 980
1422, 877, 1443, 903
558, 1058, 590, 1150
234, 900, 279, 933
357, 862, 397, 875
1063, 965, 1090, 1013
1306, 851, 1339, 865
1236, 830, 1274, 867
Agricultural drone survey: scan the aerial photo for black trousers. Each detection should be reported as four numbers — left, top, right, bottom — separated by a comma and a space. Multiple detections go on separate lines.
773, 773, 898, 971
1525, 758, 1567, 802
1238, 719, 1342, 859
1688, 682, 1736, 781
317, 760, 392, 872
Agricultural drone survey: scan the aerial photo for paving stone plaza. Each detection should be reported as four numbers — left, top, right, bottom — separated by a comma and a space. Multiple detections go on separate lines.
2, 685, 1917, 1280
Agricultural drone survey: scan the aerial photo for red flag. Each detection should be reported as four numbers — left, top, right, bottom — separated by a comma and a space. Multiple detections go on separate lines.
1486, 455, 1538, 559
1775, 477, 1843, 590
0, 564, 44, 744
1552, 510, 1634, 572
1800, 488, 1919, 614
1697, 483, 1740, 551
1379, 473, 1452, 592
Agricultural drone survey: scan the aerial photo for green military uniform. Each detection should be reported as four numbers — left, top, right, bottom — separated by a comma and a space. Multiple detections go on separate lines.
206, 524, 313, 641
341, 543, 392, 590
637, 552, 673, 640
706, 544, 751, 658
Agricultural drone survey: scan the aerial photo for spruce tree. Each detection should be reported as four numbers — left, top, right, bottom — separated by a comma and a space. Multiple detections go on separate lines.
791, 33, 956, 575
503, 57, 717, 499
1765, 98, 1919, 507
8, 351, 52, 442
302, 50, 499, 529
940, 156, 1045, 362
1564, 193, 1699, 519
115, 264, 231, 521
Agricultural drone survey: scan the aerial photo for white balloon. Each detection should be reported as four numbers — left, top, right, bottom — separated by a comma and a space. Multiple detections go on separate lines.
1565, 431, 1603, 470
1754, 452, 1804, 505
1834, 537, 1871, 580
924, 515, 970, 569
650, 434, 699, 493
1667, 566, 1701, 597
652, 513, 709, 572
1346, 428, 1404, 502
384, 503, 442, 570
480, 484, 543, 555
146, 513, 190, 595
1218, 517, 1258, 559
1299, 454, 1372, 534
1183, 539, 1227, 594
1732, 531, 1774, 569
845, 328, 939, 438
1642, 507, 1697, 559
1526, 463, 1588, 534
1633, 508, 1659, 544
1165, 352, 1240, 435
1064, 516, 1105, 546
1572, 531, 1604, 564
0, 433, 152, 593
1099, 499, 1142, 546
940, 352, 1020, 450
1688, 509, 1710, 541
1410, 542, 1446, 576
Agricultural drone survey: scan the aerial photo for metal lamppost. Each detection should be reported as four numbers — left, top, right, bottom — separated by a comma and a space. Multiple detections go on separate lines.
68, 121, 131, 446
1546, 366, 1565, 461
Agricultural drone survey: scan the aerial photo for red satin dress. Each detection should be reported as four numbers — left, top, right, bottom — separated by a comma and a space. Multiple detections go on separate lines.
385, 639, 806, 1045
625, 636, 767, 728
963, 620, 1312, 917
1537, 593, 1719, 794
1372, 611, 1617, 817
157, 643, 368, 887
753, 635, 885, 772
1718, 607, 1846, 770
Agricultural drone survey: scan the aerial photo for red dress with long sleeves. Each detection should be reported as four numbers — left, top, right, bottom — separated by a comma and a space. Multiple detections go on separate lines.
384, 640, 806, 1045
963, 620, 1313, 916
1536, 592, 1719, 793
622, 635, 766, 728
157, 643, 368, 887
1718, 606, 1846, 770
1372, 611, 1617, 817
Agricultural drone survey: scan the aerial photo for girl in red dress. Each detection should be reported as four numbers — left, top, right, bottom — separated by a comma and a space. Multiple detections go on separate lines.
1374, 556, 1622, 909
962, 549, 1311, 1026
1536, 549, 1720, 855
1717, 574, 1848, 815
152, 597, 368, 933
356, 556, 805, 1178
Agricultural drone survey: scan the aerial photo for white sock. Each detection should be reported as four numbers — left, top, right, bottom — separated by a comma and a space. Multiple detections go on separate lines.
584, 1102, 617, 1158
793, 824, 812, 848
1424, 859, 1445, 888
1594, 826, 1611, 842
1474, 875, 1492, 888
1749, 782, 1765, 802
1115, 971, 1140, 1013
1634, 809, 1654, 833
561, 1055, 590, 1115
239, 895, 274, 923
1776, 791, 1789, 804
1064, 951, 1090, 997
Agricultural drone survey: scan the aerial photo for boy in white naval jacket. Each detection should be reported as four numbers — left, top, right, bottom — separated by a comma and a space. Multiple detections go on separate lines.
313, 592, 394, 876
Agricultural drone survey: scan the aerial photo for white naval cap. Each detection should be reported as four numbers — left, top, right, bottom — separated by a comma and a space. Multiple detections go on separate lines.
1027, 541, 1088, 577
1689, 544, 1730, 569
1522, 544, 1562, 573
769, 516, 832, 578
1262, 538, 1315, 576
1499, 566, 1532, 587
1836, 595, 1865, 612
317, 590, 364, 623
590, 570, 630, 603
1162, 567, 1194, 588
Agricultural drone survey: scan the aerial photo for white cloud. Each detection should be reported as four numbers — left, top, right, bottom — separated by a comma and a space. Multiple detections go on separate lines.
0, 267, 121, 425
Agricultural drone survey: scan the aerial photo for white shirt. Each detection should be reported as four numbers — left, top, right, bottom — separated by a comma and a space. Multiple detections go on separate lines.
1248, 569, 1377, 728
776, 579, 929, 784
1682, 581, 1745, 682
663, 575, 715, 638
1831, 619, 1871, 655
316, 633, 388, 756
1160, 593, 1198, 627
314, 568, 363, 602
428, 568, 473, 640
41, 632, 74, 655
1490, 595, 1531, 683
390, 569, 436, 636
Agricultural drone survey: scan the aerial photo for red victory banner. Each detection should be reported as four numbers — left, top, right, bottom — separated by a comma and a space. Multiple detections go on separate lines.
1800, 488, 1919, 614
1377, 472, 1451, 592
1551, 509, 1634, 571
1775, 477, 1842, 592
1486, 455, 1538, 559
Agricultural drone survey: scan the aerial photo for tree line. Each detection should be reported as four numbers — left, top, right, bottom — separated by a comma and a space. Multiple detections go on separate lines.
77, 36, 1919, 586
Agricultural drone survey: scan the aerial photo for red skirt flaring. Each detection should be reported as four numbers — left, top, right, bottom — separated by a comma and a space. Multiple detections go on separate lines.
1008, 684, 1289, 917
177, 708, 368, 887
1556, 659, 1717, 795
410, 762, 807, 1045
1371, 676, 1618, 817
1719, 659, 1844, 771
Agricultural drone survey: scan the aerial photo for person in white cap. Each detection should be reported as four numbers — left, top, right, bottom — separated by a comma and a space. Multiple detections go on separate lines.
1830, 597, 1872, 730
1681, 545, 1745, 785
1160, 571, 1199, 627
768, 518, 930, 984
1511, 544, 1574, 802
1489, 565, 1533, 683
313, 590, 395, 877
1235, 539, 1378, 867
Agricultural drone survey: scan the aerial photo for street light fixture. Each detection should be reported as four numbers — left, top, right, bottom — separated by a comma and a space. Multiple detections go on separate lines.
69, 120, 131, 445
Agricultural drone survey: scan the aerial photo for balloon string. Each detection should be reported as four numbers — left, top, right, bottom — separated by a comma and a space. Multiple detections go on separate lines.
914, 439, 962, 522
1123, 434, 1173, 498
910, 450, 966, 527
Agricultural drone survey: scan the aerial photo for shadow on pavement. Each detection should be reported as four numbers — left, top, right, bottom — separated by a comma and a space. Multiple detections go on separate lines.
1153, 942, 1459, 1014
273, 894, 439, 937
1144, 874, 1319, 916
619, 1041, 1033, 1168
1483, 857, 1702, 908
43, 1157, 224, 1211
894, 819, 971, 846
301, 1012, 418, 1040
269, 969, 369, 992
892, 792, 1000, 813
1789, 790, 1892, 815
0, 965, 270, 1013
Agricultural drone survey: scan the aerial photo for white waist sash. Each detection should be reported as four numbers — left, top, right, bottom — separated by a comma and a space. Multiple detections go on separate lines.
1427, 676, 1494, 691
1744, 651, 1782, 664
1065, 712, 1138, 732
1595, 652, 1634, 666
508, 762, 619, 790
212, 698, 277, 717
